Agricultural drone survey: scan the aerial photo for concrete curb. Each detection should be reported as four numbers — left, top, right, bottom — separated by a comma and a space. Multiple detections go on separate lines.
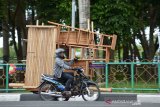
137, 95, 160, 103
0, 94, 20, 101
0, 93, 160, 103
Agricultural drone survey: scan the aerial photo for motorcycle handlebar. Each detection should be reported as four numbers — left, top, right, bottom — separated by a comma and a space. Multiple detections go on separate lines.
71, 67, 82, 70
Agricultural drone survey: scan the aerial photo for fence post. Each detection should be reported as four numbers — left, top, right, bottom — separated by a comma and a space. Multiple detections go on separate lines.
105, 63, 109, 88
131, 63, 134, 92
158, 63, 160, 91
5, 64, 9, 93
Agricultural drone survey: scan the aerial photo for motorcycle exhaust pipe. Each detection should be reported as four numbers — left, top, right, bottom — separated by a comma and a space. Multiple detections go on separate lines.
41, 92, 62, 97
51, 94, 62, 97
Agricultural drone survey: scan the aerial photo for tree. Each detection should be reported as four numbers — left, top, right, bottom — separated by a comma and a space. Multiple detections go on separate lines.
78, 0, 90, 29
36, 0, 72, 24
14, 0, 27, 62
0, 0, 74, 63
91, 0, 160, 61
0, 0, 10, 63
0, 0, 28, 62
132, 0, 160, 60
91, 0, 135, 61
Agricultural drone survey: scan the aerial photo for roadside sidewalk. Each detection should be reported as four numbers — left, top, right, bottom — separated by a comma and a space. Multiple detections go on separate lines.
0, 93, 21, 101
0, 93, 160, 103
137, 94, 160, 103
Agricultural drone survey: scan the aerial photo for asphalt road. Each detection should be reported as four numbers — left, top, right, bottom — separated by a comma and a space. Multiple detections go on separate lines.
0, 101, 160, 107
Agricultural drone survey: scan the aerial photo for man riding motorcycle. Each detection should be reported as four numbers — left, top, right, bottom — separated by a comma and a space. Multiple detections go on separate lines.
53, 48, 78, 94
38, 48, 100, 101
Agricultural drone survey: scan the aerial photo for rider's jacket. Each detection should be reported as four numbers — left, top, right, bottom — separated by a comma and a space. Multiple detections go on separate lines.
53, 56, 74, 78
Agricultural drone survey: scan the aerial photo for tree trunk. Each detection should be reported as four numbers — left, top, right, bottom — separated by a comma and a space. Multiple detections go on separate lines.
123, 44, 129, 61
11, 23, 18, 58
2, 20, 9, 63
15, 0, 27, 62
137, 29, 149, 60
78, 0, 90, 29
148, 5, 158, 60
31, 0, 35, 25
137, 5, 158, 61
78, 0, 90, 59
17, 26, 23, 63
129, 42, 134, 61
131, 37, 141, 60
118, 41, 121, 61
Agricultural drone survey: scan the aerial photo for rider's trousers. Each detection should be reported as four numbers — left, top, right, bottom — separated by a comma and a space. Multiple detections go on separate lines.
61, 72, 74, 91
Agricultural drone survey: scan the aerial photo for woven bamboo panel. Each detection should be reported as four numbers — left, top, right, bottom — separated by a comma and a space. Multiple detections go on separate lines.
25, 26, 57, 88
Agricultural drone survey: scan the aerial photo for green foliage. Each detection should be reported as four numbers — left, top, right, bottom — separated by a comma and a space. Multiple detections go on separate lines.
91, 0, 134, 36
91, 0, 160, 60
0, 0, 160, 61
0, 46, 16, 58
0, 0, 7, 32
0, 47, 2, 57
131, 0, 160, 29
0, 0, 5, 18
9, 46, 16, 58
36, 0, 72, 24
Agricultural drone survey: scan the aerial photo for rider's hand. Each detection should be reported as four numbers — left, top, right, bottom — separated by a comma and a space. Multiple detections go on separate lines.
71, 67, 75, 70
73, 57, 79, 62
71, 67, 77, 70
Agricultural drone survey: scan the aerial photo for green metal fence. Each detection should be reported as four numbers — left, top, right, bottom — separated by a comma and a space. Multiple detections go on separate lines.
0, 62, 160, 92
92, 62, 160, 92
0, 64, 26, 92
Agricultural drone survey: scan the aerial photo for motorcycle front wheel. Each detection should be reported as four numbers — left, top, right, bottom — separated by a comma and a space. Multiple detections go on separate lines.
82, 84, 100, 101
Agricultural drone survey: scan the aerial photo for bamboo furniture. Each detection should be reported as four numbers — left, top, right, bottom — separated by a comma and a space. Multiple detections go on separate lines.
12, 21, 117, 91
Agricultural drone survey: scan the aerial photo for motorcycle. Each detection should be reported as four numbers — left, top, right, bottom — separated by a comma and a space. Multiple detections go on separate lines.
38, 67, 101, 101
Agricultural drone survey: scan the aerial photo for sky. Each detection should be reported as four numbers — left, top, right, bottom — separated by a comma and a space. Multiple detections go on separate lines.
0, 38, 2, 47
0, 30, 18, 48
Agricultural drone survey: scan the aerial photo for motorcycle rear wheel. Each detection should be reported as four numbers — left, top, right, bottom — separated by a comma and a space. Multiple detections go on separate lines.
38, 82, 69, 101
